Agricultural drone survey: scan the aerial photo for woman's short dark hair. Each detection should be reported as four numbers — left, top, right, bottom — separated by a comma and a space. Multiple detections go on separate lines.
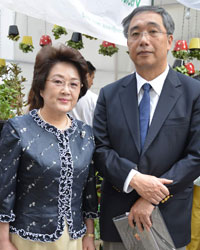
28, 44, 88, 110
122, 6, 175, 39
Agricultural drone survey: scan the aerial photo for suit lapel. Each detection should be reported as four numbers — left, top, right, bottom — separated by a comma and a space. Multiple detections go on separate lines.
142, 69, 182, 154
119, 74, 140, 153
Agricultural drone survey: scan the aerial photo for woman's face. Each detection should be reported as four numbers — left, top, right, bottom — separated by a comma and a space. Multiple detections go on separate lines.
40, 62, 81, 115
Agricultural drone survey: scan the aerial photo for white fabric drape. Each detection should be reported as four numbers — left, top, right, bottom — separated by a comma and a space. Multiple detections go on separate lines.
0, 0, 151, 46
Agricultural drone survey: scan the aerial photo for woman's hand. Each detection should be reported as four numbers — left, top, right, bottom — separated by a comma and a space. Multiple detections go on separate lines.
0, 240, 17, 250
82, 235, 95, 250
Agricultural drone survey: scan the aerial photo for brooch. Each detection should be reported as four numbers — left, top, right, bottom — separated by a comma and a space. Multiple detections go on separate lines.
81, 130, 86, 138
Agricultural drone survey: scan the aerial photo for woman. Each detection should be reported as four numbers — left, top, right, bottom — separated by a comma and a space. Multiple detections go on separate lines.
0, 45, 98, 250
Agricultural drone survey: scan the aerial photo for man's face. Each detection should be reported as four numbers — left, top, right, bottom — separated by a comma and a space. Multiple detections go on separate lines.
87, 72, 95, 88
127, 11, 173, 73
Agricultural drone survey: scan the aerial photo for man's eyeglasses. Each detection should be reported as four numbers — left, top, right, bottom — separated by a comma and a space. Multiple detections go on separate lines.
128, 30, 169, 41
47, 78, 81, 91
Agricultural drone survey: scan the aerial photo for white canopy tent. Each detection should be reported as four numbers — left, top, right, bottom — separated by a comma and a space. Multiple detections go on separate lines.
177, 0, 200, 10
0, 0, 151, 46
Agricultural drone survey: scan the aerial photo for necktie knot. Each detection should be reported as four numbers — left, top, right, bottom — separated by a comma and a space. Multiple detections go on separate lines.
142, 83, 151, 92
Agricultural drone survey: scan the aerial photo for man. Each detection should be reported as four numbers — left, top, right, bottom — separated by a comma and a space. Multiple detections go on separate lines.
93, 5, 200, 250
70, 61, 98, 126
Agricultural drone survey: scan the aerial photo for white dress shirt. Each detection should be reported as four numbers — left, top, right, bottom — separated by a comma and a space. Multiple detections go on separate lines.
70, 89, 98, 127
123, 65, 170, 193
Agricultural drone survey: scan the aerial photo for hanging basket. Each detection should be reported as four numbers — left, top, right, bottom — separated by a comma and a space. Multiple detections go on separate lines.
66, 32, 84, 50
98, 41, 119, 56
52, 25, 67, 39
19, 36, 34, 53
39, 35, 52, 46
172, 40, 189, 60
188, 38, 200, 60
8, 25, 20, 41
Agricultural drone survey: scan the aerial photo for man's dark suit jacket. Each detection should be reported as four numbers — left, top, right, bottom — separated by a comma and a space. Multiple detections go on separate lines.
93, 68, 200, 248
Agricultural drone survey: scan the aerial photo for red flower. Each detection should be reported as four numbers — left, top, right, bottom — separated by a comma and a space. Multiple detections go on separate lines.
102, 41, 116, 48
39, 35, 52, 46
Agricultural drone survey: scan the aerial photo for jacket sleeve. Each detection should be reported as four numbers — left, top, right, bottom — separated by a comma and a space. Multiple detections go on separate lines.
93, 88, 138, 191
160, 92, 200, 194
82, 160, 98, 219
0, 120, 21, 222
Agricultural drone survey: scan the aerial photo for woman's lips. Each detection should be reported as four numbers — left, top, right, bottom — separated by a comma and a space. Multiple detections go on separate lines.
59, 98, 69, 103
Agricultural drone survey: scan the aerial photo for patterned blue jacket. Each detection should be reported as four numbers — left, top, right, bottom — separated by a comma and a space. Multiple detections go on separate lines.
0, 109, 98, 242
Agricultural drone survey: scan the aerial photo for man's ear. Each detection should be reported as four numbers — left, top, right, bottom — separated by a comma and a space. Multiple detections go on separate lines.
167, 34, 173, 51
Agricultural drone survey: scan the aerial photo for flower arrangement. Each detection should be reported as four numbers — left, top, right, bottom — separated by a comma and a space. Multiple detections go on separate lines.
172, 40, 189, 60
98, 41, 119, 56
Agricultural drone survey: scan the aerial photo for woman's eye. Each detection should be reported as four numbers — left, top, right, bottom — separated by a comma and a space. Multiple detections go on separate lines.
54, 80, 63, 85
71, 83, 78, 88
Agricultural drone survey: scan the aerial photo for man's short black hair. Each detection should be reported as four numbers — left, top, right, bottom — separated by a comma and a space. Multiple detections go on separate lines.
86, 61, 96, 75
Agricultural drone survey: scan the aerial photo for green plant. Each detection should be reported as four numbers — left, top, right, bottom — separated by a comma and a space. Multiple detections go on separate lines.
82, 34, 97, 40
0, 63, 26, 120
66, 40, 84, 50
171, 50, 189, 60
173, 65, 189, 76
189, 49, 200, 60
52, 25, 67, 39
99, 44, 119, 56
19, 43, 34, 53
7, 34, 20, 41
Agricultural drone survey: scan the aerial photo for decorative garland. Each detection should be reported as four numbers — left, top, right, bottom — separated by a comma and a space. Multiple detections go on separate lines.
82, 34, 97, 40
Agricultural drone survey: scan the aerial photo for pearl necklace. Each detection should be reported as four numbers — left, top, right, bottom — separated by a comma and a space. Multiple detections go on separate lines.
38, 109, 69, 130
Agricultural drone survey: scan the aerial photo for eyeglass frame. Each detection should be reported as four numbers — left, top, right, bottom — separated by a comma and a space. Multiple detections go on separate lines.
46, 77, 83, 91
127, 30, 170, 41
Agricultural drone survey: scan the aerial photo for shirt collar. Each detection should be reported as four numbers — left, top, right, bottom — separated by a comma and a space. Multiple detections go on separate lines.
136, 65, 169, 96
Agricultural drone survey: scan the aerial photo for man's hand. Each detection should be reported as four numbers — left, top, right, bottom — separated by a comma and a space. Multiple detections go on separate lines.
130, 173, 173, 204
128, 197, 154, 232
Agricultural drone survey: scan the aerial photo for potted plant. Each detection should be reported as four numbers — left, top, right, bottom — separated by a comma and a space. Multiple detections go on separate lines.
19, 36, 34, 53
98, 41, 119, 56
0, 63, 26, 133
172, 40, 189, 60
66, 32, 84, 50
52, 25, 67, 39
